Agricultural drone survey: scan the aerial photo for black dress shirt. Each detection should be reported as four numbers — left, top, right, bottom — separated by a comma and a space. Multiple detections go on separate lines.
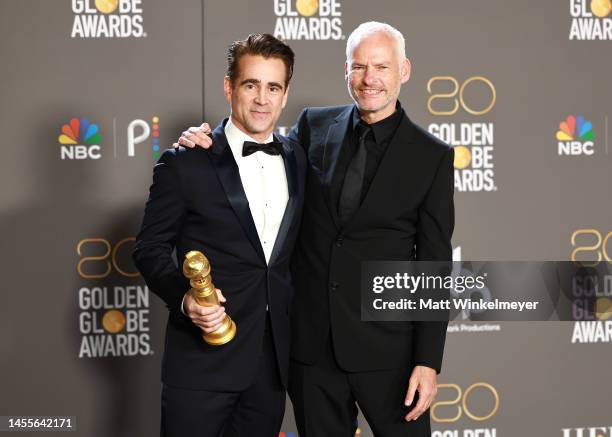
335, 102, 404, 213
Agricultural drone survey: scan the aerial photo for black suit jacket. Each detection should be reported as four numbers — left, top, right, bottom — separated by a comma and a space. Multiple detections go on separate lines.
133, 119, 306, 391
288, 105, 454, 373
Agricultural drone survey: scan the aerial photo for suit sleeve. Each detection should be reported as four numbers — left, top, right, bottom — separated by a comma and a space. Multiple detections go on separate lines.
133, 149, 190, 314
413, 147, 455, 373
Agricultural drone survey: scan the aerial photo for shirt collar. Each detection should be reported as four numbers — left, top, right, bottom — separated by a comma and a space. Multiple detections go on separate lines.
224, 116, 274, 160
353, 100, 404, 144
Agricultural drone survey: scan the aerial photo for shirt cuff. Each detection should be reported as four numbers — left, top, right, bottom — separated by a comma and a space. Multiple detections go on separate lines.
180, 293, 188, 316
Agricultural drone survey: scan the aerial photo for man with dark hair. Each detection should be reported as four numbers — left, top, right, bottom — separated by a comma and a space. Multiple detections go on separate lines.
133, 33, 306, 437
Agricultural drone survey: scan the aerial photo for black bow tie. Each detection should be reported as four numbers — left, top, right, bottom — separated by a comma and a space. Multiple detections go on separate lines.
242, 140, 283, 157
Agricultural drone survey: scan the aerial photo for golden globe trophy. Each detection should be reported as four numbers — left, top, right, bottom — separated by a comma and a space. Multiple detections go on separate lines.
182, 250, 236, 345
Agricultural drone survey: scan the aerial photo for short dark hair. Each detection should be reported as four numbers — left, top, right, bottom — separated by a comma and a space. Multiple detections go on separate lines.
226, 33, 295, 87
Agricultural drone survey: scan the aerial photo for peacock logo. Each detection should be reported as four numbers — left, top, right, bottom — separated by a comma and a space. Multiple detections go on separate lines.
556, 115, 596, 141
58, 118, 102, 160
556, 115, 596, 156
59, 118, 101, 145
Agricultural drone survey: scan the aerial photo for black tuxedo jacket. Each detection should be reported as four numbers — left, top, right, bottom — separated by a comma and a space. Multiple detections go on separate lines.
133, 119, 306, 391
288, 105, 454, 373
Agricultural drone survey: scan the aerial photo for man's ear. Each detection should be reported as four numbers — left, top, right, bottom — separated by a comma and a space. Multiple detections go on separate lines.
282, 84, 290, 109
344, 61, 349, 79
400, 58, 411, 84
223, 76, 233, 104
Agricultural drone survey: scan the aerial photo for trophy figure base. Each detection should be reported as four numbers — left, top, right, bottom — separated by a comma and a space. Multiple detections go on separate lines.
203, 316, 236, 345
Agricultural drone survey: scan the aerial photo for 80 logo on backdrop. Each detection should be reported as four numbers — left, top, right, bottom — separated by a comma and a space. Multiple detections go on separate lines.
426, 76, 497, 193
77, 237, 139, 278
76, 237, 152, 358
431, 382, 499, 437
571, 229, 612, 263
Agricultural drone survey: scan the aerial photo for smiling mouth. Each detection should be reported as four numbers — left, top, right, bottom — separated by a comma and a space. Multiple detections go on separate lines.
359, 89, 384, 96
251, 110, 270, 118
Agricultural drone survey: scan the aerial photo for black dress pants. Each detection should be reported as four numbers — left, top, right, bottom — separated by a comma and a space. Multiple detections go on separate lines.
288, 335, 430, 437
161, 318, 285, 437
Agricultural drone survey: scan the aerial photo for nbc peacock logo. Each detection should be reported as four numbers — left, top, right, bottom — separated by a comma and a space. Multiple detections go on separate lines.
556, 115, 596, 156
58, 117, 103, 160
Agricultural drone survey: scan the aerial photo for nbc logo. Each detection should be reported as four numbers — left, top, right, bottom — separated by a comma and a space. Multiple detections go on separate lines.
58, 116, 160, 160
71, 0, 146, 39
59, 118, 102, 160
556, 115, 596, 156
273, 0, 343, 41
569, 0, 612, 40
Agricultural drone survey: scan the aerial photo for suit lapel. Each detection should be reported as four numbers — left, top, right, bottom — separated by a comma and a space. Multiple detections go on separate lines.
322, 106, 353, 229
207, 121, 266, 264
269, 135, 298, 265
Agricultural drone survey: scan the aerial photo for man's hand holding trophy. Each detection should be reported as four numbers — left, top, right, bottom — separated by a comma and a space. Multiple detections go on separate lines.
182, 250, 236, 345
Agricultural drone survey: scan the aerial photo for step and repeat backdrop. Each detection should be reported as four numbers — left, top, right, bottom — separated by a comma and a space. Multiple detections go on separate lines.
0, 0, 610, 436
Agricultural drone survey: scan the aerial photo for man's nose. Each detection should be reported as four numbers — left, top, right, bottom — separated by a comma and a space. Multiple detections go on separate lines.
254, 88, 268, 104
362, 66, 378, 85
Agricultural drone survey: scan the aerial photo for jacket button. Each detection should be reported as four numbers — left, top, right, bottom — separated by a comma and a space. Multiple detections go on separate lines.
335, 237, 343, 247
330, 281, 339, 291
